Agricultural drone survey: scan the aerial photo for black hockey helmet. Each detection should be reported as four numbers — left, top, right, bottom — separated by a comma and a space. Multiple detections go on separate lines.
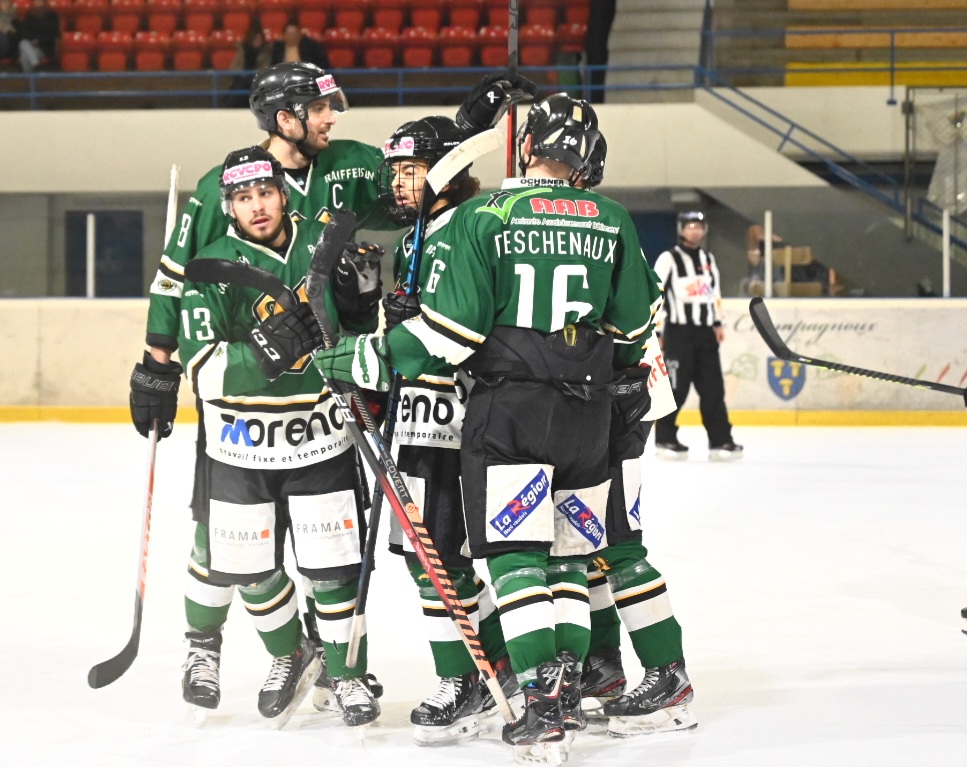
249, 62, 347, 134
517, 93, 600, 184
377, 115, 469, 226
581, 133, 607, 189
219, 145, 289, 215
677, 210, 708, 238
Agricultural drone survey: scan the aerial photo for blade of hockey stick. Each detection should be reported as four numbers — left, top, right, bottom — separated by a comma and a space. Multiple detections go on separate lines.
184, 259, 298, 312
88, 421, 158, 688
749, 297, 967, 398
346, 127, 504, 667
306, 214, 515, 722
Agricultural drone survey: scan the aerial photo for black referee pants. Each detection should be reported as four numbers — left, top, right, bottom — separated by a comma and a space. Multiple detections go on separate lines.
654, 324, 734, 447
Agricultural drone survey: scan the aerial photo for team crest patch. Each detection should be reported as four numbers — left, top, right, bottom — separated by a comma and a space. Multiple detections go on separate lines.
557, 494, 605, 547
767, 357, 806, 400
490, 470, 550, 538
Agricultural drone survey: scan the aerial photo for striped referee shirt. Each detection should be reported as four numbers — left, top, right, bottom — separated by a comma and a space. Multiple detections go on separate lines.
653, 243, 724, 329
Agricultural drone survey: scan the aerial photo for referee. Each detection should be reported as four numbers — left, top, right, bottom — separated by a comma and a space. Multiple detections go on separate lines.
652, 211, 742, 461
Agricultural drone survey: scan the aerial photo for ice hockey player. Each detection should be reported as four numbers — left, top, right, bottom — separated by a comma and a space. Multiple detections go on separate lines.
375, 114, 523, 746
177, 146, 386, 728
563, 133, 697, 738
314, 93, 664, 763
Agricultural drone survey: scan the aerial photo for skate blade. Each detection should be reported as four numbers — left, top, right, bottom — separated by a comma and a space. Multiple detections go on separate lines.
656, 450, 688, 461
186, 704, 214, 728
607, 703, 698, 738
266, 656, 323, 731
708, 450, 742, 462
513, 742, 565, 766
578, 696, 615, 725
413, 714, 482, 747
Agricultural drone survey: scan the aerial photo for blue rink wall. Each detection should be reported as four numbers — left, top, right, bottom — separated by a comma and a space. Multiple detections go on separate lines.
1, 298, 964, 426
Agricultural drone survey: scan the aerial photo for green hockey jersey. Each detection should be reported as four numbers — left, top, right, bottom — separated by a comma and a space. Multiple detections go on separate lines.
147, 139, 397, 351
386, 178, 663, 382
180, 218, 368, 470
390, 208, 466, 449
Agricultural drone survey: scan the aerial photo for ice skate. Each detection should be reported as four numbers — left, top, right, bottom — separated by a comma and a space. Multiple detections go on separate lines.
604, 660, 697, 738
258, 634, 322, 730
557, 651, 585, 733
182, 630, 221, 725
411, 672, 483, 746
656, 440, 689, 460
580, 648, 626, 722
502, 659, 565, 764
322, 676, 381, 733
313, 665, 383, 715
709, 442, 743, 462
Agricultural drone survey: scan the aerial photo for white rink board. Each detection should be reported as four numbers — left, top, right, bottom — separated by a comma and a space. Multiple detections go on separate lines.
702, 298, 967, 411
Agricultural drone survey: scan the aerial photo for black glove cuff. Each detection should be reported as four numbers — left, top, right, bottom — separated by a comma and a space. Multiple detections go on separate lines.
141, 351, 184, 377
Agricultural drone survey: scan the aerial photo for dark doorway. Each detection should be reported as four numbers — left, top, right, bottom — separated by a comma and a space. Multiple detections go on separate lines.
65, 211, 144, 297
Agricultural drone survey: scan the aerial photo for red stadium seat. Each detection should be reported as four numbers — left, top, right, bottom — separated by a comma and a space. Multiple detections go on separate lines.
258, 0, 294, 36
360, 26, 397, 69
321, 27, 359, 68
409, 0, 444, 34
208, 28, 240, 69
145, 0, 181, 36
371, 0, 406, 34
333, 0, 368, 35
60, 31, 96, 72
220, 0, 254, 36
182, 0, 218, 36
96, 30, 133, 71
556, 21, 585, 54
523, 0, 558, 28
297, 0, 331, 34
171, 28, 208, 70
478, 24, 507, 68
438, 24, 475, 68
73, 0, 109, 36
448, 0, 481, 30
564, 0, 589, 27
399, 25, 437, 68
483, 0, 507, 28
110, 0, 144, 34
519, 23, 554, 67
133, 29, 169, 70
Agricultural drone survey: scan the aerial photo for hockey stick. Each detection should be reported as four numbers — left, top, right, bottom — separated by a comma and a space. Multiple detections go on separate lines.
307, 211, 515, 722
750, 297, 967, 402
184, 258, 298, 312
88, 166, 180, 689
507, 0, 520, 177
345, 127, 503, 667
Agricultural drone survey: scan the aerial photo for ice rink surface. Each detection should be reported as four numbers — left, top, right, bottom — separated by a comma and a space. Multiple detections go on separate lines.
1, 422, 964, 767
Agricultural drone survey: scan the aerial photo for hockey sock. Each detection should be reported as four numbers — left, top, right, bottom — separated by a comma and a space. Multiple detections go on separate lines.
184, 523, 234, 633
587, 569, 622, 657
406, 558, 482, 678
312, 576, 366, 679
474, 575, 510, 664
488, 551, 556, 685
602, 540, 684, 669
238, 570, 302, 657
548, 558, 591, 663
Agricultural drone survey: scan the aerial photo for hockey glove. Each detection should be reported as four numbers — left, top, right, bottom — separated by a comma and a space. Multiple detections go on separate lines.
129, 352, 183, 440
313, 333, 392, 393
332, 241, 384, 329
455, 71, 540, 134
610, 366, 653, 429
382, 289, 422, 332
249, 302, 322, 381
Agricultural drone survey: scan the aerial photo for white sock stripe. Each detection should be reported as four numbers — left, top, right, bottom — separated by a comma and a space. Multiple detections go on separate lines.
244, 579, 294, 612
315, 615, 354, 645
550, 582, 589, 599
184, 570, 235, 608
611, 578, 667, 603
615, 592, 675, 633
498, 600, 556, 643
422, 607, 481, 643
554, 595, 591, 632
246, 595, 298, 634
